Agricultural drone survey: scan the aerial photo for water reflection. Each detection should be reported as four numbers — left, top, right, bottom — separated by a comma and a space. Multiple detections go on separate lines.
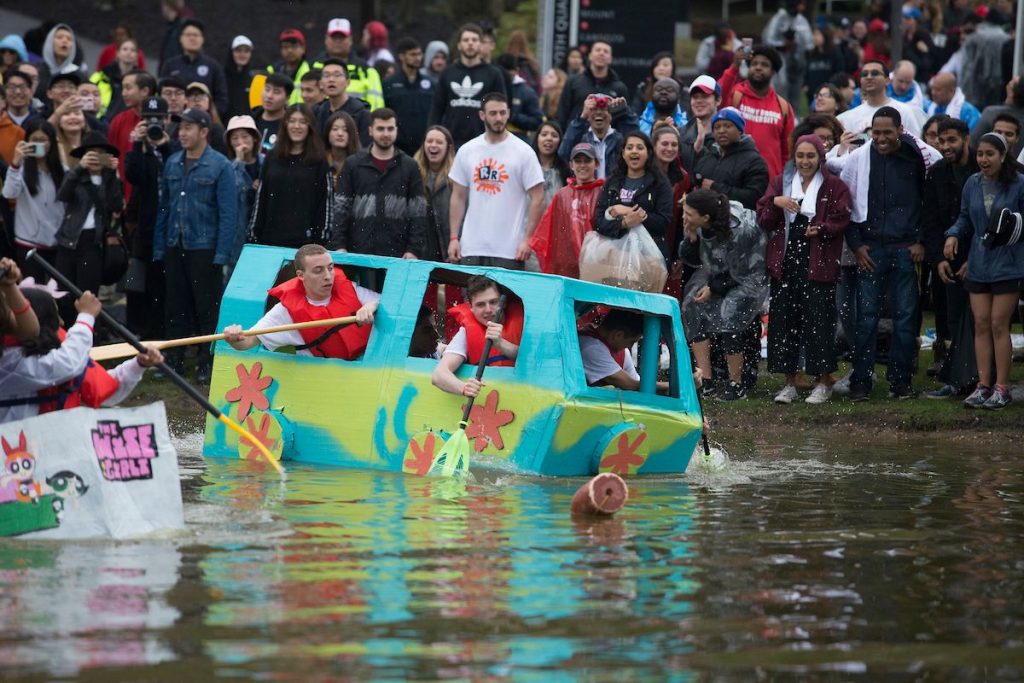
1, 435, 1022, 680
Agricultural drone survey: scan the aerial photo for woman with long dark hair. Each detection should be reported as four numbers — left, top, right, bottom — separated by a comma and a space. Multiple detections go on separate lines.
531, 120, 571, 209
944, 132, 1024, 409
249, 104, 330, 247
757, 134, 852, 405
679, 188, 768, 401
414, 125, 455, 262
593, 131, 673, 260
1, 120, 66, 280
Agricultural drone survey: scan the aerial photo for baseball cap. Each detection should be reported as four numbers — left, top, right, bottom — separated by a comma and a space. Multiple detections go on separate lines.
186, 81, 212, 97
711, 106, 745, 133
902, 6, 923, 20
172, 107, 212, 128
570, 142, 598, 160
141, 96, 168, 116
232, 35, 253, 50
49, 71, 82, 89
327, 18, 352, 36
689, 74, 721, 97
279, 28, 305, 45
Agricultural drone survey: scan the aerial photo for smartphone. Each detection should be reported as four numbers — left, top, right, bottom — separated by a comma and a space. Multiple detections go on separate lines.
850, 132, 870, 146
742, 37, 753, 55
96, 152, 112, 166
80, 97, 96, 112
28, 142, 46, 157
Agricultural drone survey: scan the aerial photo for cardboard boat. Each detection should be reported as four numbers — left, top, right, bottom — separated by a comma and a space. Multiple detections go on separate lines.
203, 246, 702, 477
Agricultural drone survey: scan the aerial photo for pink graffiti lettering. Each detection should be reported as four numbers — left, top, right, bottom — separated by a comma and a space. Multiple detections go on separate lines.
91, 421, 159, 482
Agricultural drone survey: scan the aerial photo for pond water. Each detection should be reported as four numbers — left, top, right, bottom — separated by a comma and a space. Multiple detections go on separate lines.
2, 430, 1022, 680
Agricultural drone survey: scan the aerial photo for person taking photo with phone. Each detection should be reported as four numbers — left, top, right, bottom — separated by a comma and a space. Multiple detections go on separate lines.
1, 121, 66, 281
558, 93, 638, 180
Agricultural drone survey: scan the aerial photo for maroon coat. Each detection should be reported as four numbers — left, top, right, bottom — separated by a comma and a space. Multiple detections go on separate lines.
755, 146, 852, 283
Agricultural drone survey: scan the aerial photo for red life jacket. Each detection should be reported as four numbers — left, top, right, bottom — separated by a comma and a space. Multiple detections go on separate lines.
447, 298, 524, 367
581, 330, 626, 370
268, 270, 371, 360
38, 328, 120, 412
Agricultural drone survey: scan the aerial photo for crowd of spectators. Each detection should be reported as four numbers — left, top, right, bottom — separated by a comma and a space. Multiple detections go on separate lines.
0, 0, 1021, 409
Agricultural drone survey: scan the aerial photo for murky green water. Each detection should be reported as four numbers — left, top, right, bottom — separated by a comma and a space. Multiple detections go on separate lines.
2, 431, 1023, 680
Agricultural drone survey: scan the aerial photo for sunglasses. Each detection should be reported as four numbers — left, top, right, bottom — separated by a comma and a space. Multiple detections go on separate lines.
861, 70, 885, 77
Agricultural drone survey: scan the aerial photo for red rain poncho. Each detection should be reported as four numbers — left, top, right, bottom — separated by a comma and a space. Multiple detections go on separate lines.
529, 177, 605, 278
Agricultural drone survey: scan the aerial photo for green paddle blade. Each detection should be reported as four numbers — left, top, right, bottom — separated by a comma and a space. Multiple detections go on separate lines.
428, 428, 470, 477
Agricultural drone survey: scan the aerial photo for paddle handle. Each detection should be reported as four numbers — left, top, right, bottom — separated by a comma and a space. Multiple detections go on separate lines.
26, 249, 283, 474
460, 295, 507, 424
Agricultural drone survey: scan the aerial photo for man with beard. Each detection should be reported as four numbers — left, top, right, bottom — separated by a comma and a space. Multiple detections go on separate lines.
718, 44, 794, 177
429, 24, 508, 148
921, 117, 979, 398
558, 93, 636, 180
329, 107, 426, 258
639, 78, 686, 136
448, 92, 544, 270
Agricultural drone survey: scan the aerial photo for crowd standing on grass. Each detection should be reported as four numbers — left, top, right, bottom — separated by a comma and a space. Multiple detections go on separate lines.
0, 0, 1023, 418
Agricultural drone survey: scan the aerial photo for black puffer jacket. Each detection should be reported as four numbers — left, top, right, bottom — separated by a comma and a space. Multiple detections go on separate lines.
328, 150, 428, 258
692, 135, 769, 211
921, 157, 978, 267
56, 166, 124, 249
593, 170, 674, 259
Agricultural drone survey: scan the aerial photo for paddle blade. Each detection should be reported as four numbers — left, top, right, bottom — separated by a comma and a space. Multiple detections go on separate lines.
91, 341, 160, 362
428, 428, 470, 478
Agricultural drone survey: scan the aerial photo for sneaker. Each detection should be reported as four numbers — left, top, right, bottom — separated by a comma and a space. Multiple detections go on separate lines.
774, 384, 799, 404
982, 386, 1013, 410
805, 383, 832, 404
888, 385, 918, 400
963, 385, 993, 409
718, 380, 747, 401
924, 384, 956, 400
848, 385, 870, 402
832, 370, 853, 396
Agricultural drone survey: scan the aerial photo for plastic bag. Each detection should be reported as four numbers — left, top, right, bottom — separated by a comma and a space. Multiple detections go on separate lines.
578, 226, 668, 293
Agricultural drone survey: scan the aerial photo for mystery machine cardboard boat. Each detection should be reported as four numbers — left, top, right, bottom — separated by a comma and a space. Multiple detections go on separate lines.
203, 246, 702, 477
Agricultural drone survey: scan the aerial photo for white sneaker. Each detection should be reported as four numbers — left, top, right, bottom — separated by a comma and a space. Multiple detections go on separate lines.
774, 384, 799, 404
832, 371, 853, 396
805, 383, 833, 404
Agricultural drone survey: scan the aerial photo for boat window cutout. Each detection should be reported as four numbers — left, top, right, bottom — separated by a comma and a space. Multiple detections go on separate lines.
574, 303, 680, 398
411, 267, 524, 367
255, 259, 386, 360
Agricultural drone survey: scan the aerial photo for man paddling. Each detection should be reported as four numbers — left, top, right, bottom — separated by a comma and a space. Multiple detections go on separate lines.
223, 244, 379, 358
431, 276, 522, 397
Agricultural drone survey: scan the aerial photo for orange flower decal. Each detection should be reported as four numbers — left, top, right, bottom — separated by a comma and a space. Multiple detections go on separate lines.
599, 431, 648, 476
465, 389, 515, 452
224, 362, 272, 419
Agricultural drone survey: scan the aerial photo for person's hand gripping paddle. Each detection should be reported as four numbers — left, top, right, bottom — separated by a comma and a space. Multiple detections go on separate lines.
428, 294, 507, 477
27, 249, 285, 476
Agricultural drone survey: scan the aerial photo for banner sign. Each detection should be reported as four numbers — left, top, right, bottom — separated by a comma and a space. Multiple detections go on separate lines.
0, 403, 184, 539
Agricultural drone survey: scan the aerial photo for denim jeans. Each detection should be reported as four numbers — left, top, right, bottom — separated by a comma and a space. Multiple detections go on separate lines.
851, 245, 919, 391
836, 265, 859, 350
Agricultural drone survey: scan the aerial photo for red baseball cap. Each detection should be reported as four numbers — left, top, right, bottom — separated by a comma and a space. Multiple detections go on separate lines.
279, 28, 306, 46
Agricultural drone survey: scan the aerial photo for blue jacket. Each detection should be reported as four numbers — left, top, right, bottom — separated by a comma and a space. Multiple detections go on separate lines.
153, 145, 238, 265
638, 102, 686, 136
558, 108, 638, 179
945, 172, 1024, 283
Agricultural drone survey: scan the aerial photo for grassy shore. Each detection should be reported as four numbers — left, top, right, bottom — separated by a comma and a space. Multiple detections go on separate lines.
124, 354, 1023, 448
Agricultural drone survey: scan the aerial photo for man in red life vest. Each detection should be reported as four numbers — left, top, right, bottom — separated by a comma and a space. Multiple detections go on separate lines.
223, 244, 379, 358
431, 275, 523, 397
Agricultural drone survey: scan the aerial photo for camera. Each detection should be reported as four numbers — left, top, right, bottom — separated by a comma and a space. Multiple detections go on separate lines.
593, 94, 610, 109
145, 116, 165, 142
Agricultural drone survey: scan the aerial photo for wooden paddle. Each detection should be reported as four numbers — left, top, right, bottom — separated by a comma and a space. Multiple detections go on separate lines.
27, 249, 286, 476
90, 316, 357, 361
428, 295, 507, 477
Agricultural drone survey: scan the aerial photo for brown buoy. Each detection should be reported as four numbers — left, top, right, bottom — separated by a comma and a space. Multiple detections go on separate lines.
571, 472, 629, 515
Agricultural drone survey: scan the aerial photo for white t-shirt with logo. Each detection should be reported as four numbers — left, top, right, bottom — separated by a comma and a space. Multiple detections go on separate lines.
450, 133, 545, 259
579, 336, 639, 385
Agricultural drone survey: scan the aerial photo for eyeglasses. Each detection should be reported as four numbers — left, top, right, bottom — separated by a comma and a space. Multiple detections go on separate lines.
4, 83, 28, 91
861, 70, 885, 77
816, 91, 834, 99
818, 136, 835, 146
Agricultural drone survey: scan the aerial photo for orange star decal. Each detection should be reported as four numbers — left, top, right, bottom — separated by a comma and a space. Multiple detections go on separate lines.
241, 412, 279, 461
404, 432, 441, 476
465, 389, 515, 452
224, 362, 272, 419
599, 431, 647, 476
